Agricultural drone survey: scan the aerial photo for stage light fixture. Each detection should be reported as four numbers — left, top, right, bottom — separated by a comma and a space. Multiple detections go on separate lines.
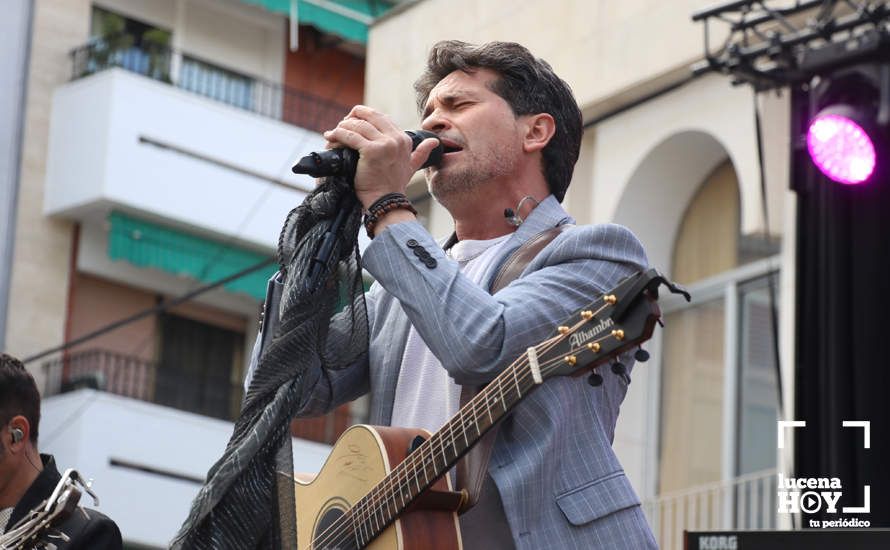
806, 108, 877, 185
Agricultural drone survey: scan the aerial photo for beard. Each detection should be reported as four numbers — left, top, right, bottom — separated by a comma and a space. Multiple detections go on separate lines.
425, 140, 520, 209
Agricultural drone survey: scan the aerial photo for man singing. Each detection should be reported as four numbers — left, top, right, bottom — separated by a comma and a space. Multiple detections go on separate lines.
286, 40, 656, 548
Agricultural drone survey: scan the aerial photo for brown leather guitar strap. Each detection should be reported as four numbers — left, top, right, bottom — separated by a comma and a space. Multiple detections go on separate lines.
455, 224, 572, 513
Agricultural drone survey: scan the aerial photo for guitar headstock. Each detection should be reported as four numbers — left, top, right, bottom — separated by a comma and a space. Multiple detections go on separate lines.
536, 269, 690, 379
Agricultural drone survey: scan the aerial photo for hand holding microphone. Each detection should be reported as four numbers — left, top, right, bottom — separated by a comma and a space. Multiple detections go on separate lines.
292, 130, 443, 178
292, 105, 442, 210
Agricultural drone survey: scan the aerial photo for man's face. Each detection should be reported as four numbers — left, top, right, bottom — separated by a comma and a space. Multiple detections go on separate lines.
420, 68, 525, 205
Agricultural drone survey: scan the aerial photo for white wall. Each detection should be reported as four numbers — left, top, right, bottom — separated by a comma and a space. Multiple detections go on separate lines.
41, 390, 330, 548
45, 68, 318, 251
367, 0, 727, 130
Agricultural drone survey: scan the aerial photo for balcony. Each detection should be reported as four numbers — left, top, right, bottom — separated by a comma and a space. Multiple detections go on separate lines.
41, 348, 359, 444
42, 348, 243, 420
69, 36, 349, 134
43, 37, 351, 254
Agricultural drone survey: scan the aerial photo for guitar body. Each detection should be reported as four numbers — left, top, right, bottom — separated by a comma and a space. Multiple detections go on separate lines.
294, 425, 463, 550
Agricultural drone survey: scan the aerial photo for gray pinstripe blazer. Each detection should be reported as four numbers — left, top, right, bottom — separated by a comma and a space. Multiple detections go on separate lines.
276, 195, 657, 549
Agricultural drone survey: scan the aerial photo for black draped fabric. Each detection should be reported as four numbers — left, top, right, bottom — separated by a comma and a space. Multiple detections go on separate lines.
792, 86, 890, 526
171, 177, 368, 549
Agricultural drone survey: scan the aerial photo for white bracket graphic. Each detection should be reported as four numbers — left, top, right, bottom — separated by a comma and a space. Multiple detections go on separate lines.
843, 485, 871, 514
842, 421, 871, 449
777, 420, 806, 449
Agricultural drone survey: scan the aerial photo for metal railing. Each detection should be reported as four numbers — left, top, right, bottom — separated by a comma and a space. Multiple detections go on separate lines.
69, 35, 350, 134
41, 348, 244, 421
42, 348, 156, 401
643, 469, 781, 550
41, 348, 357, 443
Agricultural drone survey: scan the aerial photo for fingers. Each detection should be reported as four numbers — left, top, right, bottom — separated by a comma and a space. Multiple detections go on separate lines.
409, 138, 442, 170
337, 117, 385, 141
323, 127, 370, 151
324, 105, 398, 151
346, 105, 400, 135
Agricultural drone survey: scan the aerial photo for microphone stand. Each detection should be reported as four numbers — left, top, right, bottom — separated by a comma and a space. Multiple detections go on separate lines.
305, 190, 357, 291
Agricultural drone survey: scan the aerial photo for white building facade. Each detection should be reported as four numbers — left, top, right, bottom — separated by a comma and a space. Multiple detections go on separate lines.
7, 0, 384, 547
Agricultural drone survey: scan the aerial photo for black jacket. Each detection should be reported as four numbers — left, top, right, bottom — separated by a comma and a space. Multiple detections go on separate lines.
4, 454, 122, 550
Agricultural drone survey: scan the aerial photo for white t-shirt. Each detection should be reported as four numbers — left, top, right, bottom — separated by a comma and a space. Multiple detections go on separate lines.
390, 234, 512, 433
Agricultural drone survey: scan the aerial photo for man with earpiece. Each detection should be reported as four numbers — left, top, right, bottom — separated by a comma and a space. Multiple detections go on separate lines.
0, 353, 122, 549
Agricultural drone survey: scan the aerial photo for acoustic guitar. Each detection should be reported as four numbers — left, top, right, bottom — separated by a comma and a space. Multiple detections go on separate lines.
293, 269, 688, 549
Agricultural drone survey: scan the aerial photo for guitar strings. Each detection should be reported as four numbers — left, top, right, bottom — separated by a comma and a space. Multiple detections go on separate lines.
311, 302, 621, 549
312, 308, 616, 550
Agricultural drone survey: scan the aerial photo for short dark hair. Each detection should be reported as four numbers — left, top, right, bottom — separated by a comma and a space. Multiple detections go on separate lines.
0, 353, 40, 443
414, 40, 583, 202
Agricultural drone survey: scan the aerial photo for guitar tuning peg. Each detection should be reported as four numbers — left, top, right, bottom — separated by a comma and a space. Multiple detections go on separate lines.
611, 361, 626, 375
587, 372, 603, 387
634, 348, 650, 362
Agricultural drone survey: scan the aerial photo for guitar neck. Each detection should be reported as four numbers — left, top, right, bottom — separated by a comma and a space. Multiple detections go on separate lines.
348, 355, 542, 546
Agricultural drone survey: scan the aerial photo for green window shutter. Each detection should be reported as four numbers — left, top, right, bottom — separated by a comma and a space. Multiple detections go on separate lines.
238, 0, 391, 44
107, 211, 273, 301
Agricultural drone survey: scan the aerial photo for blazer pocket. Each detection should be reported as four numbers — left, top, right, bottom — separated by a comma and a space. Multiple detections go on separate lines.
555, 471, 641, 526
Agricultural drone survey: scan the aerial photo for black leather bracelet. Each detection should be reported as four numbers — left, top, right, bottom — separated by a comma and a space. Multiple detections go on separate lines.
365, 192, 408, 214
363, 194, 417, 238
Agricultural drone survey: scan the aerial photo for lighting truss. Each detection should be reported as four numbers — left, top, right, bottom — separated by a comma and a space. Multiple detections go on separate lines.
691, 0, 890, 90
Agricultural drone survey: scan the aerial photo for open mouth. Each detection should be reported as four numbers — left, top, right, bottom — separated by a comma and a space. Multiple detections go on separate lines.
439, 138, 464, 155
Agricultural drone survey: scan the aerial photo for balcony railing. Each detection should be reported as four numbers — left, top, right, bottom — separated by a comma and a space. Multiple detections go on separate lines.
69, 35, 350, 134
41, 348, 243, 420
642, 469, 784, 550
41, 348, 359, 444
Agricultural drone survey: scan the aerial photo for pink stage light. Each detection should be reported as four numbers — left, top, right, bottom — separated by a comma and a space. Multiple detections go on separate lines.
806, 113, 877, 185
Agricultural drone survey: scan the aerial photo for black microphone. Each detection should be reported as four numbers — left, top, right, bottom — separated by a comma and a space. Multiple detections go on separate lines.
291, 130, 443, 179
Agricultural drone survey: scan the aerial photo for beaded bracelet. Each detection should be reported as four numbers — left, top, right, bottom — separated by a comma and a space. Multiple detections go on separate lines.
363, 193, 417, 238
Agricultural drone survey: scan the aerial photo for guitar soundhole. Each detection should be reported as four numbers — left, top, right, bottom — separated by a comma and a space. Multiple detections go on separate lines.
313, 506, 357, 550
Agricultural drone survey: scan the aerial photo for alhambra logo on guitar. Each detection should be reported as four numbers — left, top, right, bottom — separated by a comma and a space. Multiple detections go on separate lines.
569, 318, 614, 349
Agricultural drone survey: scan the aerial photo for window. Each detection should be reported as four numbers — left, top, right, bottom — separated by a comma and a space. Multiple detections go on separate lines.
658, 160, 781, 494
89, 7, 172, 81
737, 278, 780, 476
155, 313, 245, 420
